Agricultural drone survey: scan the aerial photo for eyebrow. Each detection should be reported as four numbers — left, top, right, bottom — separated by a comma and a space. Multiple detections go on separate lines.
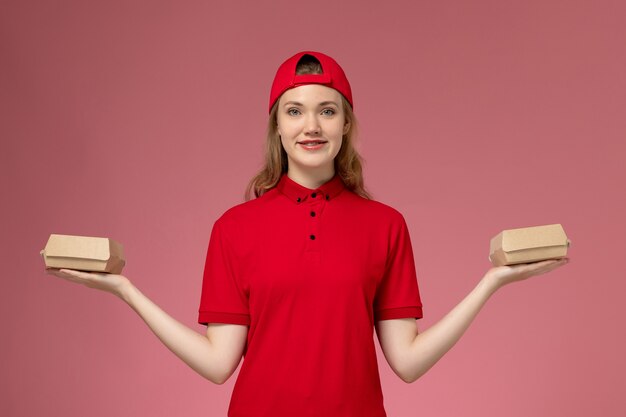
283, 101, 339, 107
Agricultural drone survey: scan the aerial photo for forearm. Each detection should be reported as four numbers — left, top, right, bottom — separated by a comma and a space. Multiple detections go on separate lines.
120, 282, 225, 384
404, 276, 499, 382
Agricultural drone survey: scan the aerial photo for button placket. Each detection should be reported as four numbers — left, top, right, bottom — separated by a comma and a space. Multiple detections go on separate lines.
305, 190, 326, 252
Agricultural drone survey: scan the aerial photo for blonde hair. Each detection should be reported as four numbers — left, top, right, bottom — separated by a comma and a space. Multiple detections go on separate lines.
245, 58, 372, 201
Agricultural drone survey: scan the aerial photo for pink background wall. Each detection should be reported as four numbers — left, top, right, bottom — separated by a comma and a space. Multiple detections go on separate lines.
2, 0, 625, 416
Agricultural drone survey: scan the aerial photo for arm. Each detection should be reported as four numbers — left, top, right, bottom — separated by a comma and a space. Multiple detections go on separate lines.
47, 268, 248, 385
375, 258, 569, 383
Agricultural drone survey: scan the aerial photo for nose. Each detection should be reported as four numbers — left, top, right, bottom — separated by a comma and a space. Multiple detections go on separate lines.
304, 114, 321, 136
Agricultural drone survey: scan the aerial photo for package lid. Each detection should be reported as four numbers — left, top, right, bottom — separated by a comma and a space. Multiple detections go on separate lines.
501, 224, 568, 252
44, 234, 117, 261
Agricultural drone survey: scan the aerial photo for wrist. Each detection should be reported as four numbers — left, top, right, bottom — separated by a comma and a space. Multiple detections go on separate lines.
478, 273, 502, 296
117, 278, 137, 304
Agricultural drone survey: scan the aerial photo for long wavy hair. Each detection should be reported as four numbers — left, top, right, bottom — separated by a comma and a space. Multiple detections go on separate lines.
245, 56, 372, 201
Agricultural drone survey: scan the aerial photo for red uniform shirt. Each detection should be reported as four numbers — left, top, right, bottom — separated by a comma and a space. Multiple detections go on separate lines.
198, 172, 423, 417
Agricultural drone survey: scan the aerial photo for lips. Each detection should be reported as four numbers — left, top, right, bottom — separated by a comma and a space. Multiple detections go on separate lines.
297, 140, 327, 145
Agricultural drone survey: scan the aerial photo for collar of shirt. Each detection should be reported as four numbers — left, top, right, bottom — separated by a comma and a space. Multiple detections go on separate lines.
276, 172, 346, 204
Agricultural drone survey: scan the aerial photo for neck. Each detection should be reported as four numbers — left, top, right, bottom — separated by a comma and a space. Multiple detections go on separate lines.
287, 165, 335, 189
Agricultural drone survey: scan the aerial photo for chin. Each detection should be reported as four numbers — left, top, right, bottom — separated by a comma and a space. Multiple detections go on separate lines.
292, 159, 334, 170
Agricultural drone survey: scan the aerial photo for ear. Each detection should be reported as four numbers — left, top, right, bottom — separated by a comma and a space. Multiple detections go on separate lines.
343, 119, 351, 135
276, 120, 282, 137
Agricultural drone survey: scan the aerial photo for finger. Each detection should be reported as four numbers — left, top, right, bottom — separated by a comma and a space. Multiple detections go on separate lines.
544, 258, 569, 272
507, 260, 552, 273
524, 258, 568, 275
47, 269, 86, 284
49, 268, 93, 281
46, 268, 72, 278
60, 269, 99, 277
60, 269, 113, 287
59, 268, 80, 274
53, 268, 81, 278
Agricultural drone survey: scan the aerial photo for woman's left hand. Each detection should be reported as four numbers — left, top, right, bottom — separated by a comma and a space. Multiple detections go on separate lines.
483, 257, 570, 291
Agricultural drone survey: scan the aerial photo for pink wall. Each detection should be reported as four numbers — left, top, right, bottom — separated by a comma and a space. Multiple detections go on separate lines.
2, 0, 625, 416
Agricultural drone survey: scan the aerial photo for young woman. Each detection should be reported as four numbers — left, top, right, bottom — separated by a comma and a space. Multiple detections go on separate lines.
47, 51, 569, 417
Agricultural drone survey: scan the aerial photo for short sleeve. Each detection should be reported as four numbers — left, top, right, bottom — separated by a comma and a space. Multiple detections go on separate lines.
373, 212, 424, 321
197, 217, 250, 326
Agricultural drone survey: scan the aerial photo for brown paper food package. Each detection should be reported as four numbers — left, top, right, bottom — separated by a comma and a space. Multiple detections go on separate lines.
489, 224, 570, 266
40, 234, 126, 274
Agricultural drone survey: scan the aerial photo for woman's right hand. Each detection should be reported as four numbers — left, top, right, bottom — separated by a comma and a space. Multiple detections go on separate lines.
46, 268, 132, 300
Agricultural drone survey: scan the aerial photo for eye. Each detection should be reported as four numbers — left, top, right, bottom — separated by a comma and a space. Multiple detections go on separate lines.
321, 108, 336, 116
287, 108, 301, 116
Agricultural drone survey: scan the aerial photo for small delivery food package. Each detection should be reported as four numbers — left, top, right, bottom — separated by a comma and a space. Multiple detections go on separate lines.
40, 234, 126, 274
489, 224, 570, 266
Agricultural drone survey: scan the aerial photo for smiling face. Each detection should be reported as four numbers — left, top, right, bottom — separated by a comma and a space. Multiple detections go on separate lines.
276, 84, 351, 184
